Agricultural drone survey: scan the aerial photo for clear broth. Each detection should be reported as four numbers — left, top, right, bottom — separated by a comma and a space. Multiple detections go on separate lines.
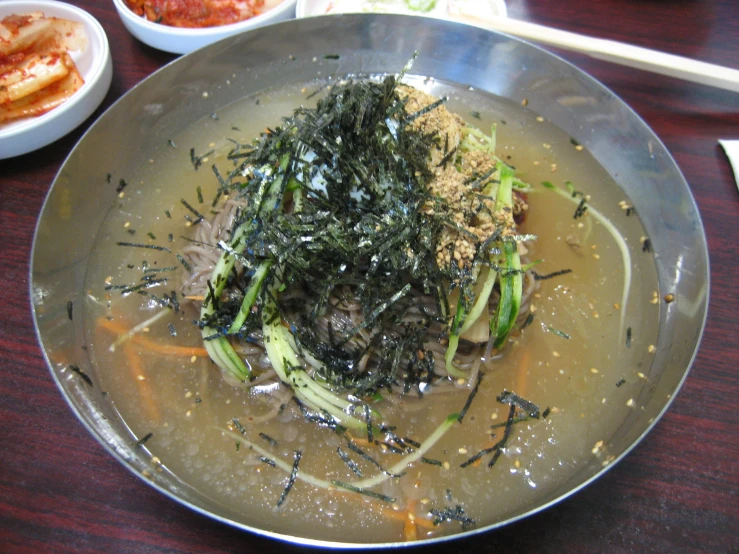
83, 76, 660, 543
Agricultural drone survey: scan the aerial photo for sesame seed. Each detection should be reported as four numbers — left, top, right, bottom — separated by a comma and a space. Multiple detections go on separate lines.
590, 368, 599, 374
648, 344, 656, 353
124, 221, 131, 228
664, 293, 675, 303
626, 398, 634, 407
553, 351, 561, 358
514, 459, 521, 468
185, 391, 192, 398
521, 98, 529, 106
458, 448, 468, 454
190, 355, 197, 363
536, 116, 544, 122
137, 374, 145, 381
575, 144, 584, 151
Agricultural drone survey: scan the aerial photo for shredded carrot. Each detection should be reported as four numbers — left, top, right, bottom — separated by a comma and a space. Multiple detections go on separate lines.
403, 498, 418, 540
327, 476, 436, 535
184, 295, 205, 301
97, 317, 208, 358
124, 343, 160, 422
345, 433, 374, 448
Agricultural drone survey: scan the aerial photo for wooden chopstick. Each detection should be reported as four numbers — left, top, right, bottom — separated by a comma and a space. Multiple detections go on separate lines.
451, 10, 739, 93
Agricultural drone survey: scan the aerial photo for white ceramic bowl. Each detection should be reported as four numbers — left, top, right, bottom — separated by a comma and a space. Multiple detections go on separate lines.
0, 1, 112, 160
112, 0, 297, 55
296, 0, 506, 19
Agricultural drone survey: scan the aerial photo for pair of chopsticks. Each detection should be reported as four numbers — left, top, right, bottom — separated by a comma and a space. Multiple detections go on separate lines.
450, 9, 739, 93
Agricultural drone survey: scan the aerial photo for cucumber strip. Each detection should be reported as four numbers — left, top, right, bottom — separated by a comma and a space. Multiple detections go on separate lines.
492, 241, 523, 349
227, 261, 272, 334
491, 164, 523, 349
459, 265, 496, 335
199, 223, 252, 381
261, 295, 365, 430
199, 156, 293, 380
218, 412, 458, 493
541, 180, 631, 341
444, 297, 469, 379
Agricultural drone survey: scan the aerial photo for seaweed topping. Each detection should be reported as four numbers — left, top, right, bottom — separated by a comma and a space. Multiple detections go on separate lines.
457, 372, 483, 423
430, 505, 476, 529
277, 450, 302, 507
337, 446, 363, 477
532, 268, 572, 281
497, 390, 540, 418
135, 432, 153, 447
68, 364, 92, 386
197, 68, 530, 398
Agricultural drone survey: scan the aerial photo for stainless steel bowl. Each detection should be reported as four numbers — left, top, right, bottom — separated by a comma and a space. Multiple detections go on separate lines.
31, 14, 709, 548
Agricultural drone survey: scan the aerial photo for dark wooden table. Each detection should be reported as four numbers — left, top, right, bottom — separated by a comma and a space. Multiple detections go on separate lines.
2, 1, 737, 552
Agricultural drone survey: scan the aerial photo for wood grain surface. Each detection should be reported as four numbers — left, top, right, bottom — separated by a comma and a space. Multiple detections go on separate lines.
1, 1, 737, 552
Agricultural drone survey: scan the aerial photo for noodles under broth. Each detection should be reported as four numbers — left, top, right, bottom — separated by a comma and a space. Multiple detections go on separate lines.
83, 75, 660, 543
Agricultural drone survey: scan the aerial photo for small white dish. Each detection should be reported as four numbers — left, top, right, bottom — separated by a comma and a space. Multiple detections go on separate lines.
112, 0, 297, 55
296, 0, 507, 19
0, 1, 112, 160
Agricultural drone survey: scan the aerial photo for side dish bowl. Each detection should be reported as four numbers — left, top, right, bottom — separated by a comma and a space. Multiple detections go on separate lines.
112, 0, 297, 54
0, 0, 112, 159
31, 14, 708, 547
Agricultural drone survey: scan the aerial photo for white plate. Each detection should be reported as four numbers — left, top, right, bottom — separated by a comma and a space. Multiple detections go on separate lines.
0, 1, 112, 160
296, 0, 507, 19
112, 0, 297, 55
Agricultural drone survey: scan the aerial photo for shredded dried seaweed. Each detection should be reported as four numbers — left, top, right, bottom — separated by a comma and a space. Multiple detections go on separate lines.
197, 71, 465, 395
68, 364, 92, 386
